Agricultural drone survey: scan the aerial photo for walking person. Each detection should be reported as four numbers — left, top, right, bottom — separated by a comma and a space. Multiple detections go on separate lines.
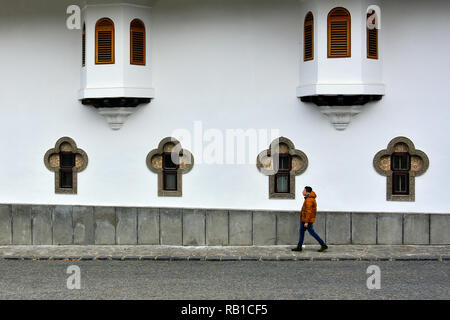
292, 186, 328, 252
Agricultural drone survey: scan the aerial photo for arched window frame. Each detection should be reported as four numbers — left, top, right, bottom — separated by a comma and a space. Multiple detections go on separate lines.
367, 10, 379, 59
256, 137, 309, 199
304, 12, 314, 61
146, 137, 194, 197
130, 19, 146, 66
95, 18, 115, 65
373, 137, 430, 202
327, 7, 351, 58
44, 137, 88, 195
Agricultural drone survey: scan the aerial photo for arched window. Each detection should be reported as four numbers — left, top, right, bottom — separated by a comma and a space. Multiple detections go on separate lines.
44, 137, 88, 195
373, 137, 430, 202
256, 137, 309, 199
130, 19, 146, 65
95, 18, 115, 64
146, 137, 194, 197
304, 12, 314, 61
328, 7, 351, 58
367, 10, 378, 59
82, 23, 86, 67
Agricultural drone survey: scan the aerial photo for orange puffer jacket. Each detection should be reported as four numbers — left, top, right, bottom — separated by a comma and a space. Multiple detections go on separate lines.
301, 191, 317, 223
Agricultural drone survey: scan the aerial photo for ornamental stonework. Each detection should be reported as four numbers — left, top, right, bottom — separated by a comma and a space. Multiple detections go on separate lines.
373, 136, 429, 202
146, 137, 194, 197
44, 137, 88, 194
256, 137, 309, 199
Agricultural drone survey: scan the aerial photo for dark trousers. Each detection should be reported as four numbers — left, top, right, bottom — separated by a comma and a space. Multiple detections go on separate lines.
298, 222, 325, 247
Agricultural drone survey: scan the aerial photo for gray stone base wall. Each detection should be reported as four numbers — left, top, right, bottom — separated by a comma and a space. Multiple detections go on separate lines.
0, 204, 449, 245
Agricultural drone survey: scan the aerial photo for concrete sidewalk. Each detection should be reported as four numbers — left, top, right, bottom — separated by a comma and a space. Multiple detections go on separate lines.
0, 245, 449, 261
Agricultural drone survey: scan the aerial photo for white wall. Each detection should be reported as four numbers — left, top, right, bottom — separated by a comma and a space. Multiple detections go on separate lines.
0, 0, 449, 213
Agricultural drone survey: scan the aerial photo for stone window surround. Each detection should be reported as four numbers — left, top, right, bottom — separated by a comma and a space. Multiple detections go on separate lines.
146, 137, 194, 197
256, 137, 309, 199
373, 136, 429, 202
44, 137, 88, 195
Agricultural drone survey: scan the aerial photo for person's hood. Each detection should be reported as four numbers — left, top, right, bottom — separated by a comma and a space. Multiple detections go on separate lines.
306, 191, 317, 199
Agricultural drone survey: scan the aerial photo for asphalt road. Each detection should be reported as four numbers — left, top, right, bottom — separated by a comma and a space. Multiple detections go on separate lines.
0, 260, 448, 300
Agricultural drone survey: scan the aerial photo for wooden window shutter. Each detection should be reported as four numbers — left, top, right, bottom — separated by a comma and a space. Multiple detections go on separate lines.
304, 12, 314, 61
82, 24, 86, 67
130, 19, 146, 65
367, 12, 378, 59
95, 18, 115, 64
328, 8, 351, 58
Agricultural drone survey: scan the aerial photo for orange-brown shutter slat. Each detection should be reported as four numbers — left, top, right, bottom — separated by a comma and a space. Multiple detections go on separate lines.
328, 8, 351, 58
130, 19, 146, 66
304, 12, 314, 61
95, 18, 115, 64
367, 13, 378, 59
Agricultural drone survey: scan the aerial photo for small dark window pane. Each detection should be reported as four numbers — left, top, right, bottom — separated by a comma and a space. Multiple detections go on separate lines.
60, 169, 73, 189
393, 173, 409, 195
279, 155, 290, 171
275, 174, 289, 193
164, 172, 177, 191
163, 153, 178, 170
60, 152, 75, 168
392, 154, 410, 171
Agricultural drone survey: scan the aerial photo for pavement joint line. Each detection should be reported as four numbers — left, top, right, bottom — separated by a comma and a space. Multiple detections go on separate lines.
261, 256, 278, 261
140, 256, 156, 260
187, 256, 204, 261
0, 256, 446, 261
205, 256, 221, 261
240, 256, 260, 261
171, 256, 189, 261
0, 255, 445, 261
81, 256, 96, 261
0, 249, 448, 262
155, 256, 171, 261
220, 256, 239, 261
360, 257, 378, 261
124, 256, 140, 260
296, 257, 313, 261
377, 257, 391, 261
278, 256, 295, 261
337, 257, 358, 261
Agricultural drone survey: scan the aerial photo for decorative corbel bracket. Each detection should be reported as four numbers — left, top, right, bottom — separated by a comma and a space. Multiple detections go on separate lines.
82, 97, 151, 130
301, 95, 382, 130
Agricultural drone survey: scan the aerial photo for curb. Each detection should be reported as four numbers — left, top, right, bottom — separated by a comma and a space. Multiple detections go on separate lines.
1, 256, 448, 262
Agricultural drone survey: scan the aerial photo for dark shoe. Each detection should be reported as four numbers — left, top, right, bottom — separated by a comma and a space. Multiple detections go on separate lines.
291, 246, 303, 252
318, 244, 328, 253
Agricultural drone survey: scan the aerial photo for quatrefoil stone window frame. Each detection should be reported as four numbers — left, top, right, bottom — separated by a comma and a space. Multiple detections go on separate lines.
44, 137, 88, 194
373, 136, 429, 202
146, 137, 194, 197
256, 137, 309, 199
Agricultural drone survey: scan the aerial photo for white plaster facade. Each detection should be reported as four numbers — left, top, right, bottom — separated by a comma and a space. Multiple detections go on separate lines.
0, 0, 449, 214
